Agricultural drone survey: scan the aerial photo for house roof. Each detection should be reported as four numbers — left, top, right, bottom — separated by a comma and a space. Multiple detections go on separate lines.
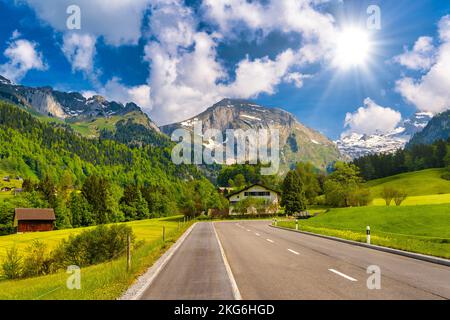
225, 183, 281, 199
14, 208, 56, 221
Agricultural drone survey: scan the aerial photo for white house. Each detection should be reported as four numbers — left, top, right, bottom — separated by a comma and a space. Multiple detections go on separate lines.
226, 184, 280, 215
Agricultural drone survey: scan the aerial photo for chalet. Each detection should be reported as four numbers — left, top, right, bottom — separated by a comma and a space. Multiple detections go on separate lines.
1, 187, 12, 192
226, 184, 280, 215
13, 208, 56, 233
2, 176, 10, 182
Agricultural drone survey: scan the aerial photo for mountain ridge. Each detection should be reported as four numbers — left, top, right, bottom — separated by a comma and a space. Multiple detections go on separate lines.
0, 74, 161, 137
161, 98, 346, 172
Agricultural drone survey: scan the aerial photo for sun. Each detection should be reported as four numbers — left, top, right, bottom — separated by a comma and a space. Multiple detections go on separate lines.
333, 27, 372, 69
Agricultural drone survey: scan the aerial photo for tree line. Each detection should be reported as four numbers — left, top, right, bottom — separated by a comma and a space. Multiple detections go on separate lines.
352, 138, 450, 181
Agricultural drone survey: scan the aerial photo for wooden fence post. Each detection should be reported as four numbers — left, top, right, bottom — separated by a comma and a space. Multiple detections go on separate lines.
163, 226, 166, 243
127, 234, 131, 272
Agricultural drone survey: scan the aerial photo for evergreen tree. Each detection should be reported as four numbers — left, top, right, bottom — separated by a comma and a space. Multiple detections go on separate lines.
281, 170, 307, 214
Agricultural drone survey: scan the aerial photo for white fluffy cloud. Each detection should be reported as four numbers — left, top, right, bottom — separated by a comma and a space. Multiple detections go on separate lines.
343, 98, 402, 136
0, 35, 47, 82
143, 0, 337, 124
395, 15, 450, 114
62, 33, 96, 74
23, 0, 151, 76
394, 36, 436, 71
84, 77, 152, 109
22, 0, 150, 46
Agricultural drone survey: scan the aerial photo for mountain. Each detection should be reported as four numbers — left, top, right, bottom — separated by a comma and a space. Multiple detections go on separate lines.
0, 74, 161, 139
408, 110, 450, 146
336, 112, 433, 159
160, 98, 345, 172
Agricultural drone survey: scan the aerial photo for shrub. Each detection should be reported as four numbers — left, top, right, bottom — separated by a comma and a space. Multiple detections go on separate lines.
381, 187, 396, 206
54, 224, 135, 268
1, 246, 22, 279
22, 240, 54, 278
394, 190, 408, 206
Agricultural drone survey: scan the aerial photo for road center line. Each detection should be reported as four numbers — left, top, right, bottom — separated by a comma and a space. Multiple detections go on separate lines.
288, 249, 300, 255
246, 229, 251, 232
266, 238, 274, 243
328, 269, 357, 282
255, 233, 260, 236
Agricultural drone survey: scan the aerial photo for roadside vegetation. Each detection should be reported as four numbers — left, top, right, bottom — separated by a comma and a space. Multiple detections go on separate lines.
277, 204, 450, 259
0, 216, 192, 299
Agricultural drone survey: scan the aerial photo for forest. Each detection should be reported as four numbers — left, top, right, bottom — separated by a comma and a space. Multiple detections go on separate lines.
0, 102, 225, 234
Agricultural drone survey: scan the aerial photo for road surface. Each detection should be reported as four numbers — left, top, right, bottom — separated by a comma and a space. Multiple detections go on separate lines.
139, 221, 450, 300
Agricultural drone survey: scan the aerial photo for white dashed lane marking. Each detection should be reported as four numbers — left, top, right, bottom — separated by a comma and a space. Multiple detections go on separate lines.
328, 269, 357, 282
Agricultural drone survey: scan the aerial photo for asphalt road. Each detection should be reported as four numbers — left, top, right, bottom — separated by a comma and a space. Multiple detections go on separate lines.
140, 221, 450, 300
140, 222, 234, 300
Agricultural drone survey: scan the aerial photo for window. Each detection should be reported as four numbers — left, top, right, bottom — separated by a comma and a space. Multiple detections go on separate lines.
244, 191, 271, 197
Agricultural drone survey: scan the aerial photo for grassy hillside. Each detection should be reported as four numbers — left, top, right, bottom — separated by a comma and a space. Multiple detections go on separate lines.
0, 216, 192, 300
365, 168, 450, 197
278, 204, 450, 258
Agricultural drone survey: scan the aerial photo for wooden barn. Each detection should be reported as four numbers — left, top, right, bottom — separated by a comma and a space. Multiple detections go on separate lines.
13, 208, 56, 233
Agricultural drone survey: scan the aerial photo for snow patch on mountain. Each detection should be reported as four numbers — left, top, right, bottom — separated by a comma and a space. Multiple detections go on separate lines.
336, 112, 432, 159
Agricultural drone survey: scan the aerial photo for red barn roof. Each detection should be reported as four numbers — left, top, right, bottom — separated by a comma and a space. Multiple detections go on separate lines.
14, 208, 56, 221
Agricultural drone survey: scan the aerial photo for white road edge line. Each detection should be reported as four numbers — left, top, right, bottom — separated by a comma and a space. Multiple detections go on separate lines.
266, 239, 274, 243
328, 269, 358, 282
120, 222, 197, 300
288, 249, 300, 255
213, 222, 242, 300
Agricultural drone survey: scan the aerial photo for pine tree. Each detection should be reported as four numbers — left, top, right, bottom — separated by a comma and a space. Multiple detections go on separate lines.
281, 170, 307, 215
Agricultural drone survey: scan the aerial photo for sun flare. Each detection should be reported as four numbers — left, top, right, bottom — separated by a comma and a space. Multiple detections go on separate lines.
334, 28, 372, 69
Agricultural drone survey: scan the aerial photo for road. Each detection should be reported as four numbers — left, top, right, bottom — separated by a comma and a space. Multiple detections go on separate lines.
139, 221, 450, 300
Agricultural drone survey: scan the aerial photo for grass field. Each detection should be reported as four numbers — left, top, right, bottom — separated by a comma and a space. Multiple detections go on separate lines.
372, 193, 450, 206
365, 168, 450, 197
278, 204, 450, 259
0, 216, 192, 299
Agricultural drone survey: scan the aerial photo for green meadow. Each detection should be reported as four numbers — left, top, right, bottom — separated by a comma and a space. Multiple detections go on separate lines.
0, 216, 192, 299
279, 204, 450, 258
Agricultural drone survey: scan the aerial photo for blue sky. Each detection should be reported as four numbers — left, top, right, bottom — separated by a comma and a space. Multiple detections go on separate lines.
0, 0, 449, 139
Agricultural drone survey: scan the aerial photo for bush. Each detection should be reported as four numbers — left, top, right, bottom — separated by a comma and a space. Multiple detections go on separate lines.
393, 190, 408, 206
348, 188, 373, 207
22, 240, 54, 278
381, 187, 396, 206
54, 224, 135, 268
1, 246, 22, 279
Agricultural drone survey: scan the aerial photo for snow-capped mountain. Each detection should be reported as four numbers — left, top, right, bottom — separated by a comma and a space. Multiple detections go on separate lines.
161, 98, 346, 172
336, 112, 433, 159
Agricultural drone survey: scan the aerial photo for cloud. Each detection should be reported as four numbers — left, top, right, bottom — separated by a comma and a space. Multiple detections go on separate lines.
395, 15, 450, 114
283, 72, 312, 88
62, 33, 96, 75
394, 36, 436, 71
143, 0, 337, 124
0, 35, 47, 82
343, 98, 402, 136
22, 0, 150, 46
202, 0, 337, 62
85, 77, 152, 110
22, 0, 151, 77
